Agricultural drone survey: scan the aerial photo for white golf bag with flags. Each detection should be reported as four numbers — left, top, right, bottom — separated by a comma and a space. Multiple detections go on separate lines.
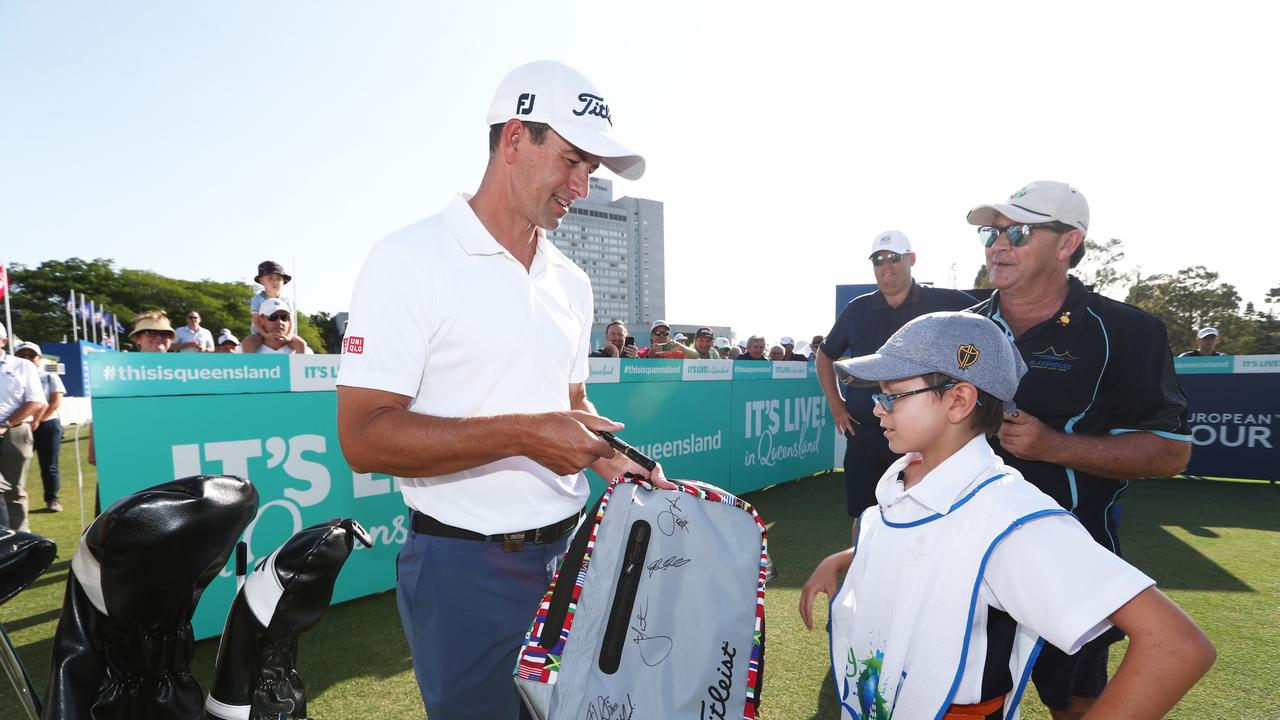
514, 476, 769, 720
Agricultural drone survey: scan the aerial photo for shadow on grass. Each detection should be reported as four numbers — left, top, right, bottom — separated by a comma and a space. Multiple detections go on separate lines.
746, 473, 1278, 594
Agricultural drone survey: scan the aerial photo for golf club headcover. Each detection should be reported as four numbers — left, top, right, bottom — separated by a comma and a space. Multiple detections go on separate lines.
0, 528, 57, 606
43, 474, 259, 720
205, 518, 372, 720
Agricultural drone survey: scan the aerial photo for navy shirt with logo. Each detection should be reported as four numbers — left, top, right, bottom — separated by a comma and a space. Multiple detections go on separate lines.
971, 276, 1191, 553
822, 281, 977, 426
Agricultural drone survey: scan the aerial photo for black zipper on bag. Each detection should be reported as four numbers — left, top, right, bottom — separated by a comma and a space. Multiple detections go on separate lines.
598, 520, 650, 674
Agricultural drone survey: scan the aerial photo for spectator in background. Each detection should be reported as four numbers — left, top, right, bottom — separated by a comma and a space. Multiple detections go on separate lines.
255, 298, 313, 354
590, 320, 636, 358
816, 230, 975, 518
780, 336, 805, 361
243, 260, 297, 354
726, 344, 742, 360
0, 323, 46, 530
641, 321, 698, 359
673, 332, 688, 345
808, 335, 824, 363
215, 329, 242, 353
173, 310, 214, 352
14, 342, 65, 513
768, 344, 786, 361
129, 311, 176, 353
737, 335, 767, 361
716, 337, 732, 356
1179, 327, 1226, 357
692, 327, 721, 359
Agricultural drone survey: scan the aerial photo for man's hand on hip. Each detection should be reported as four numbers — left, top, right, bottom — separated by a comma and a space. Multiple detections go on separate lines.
830, 403, 857, 437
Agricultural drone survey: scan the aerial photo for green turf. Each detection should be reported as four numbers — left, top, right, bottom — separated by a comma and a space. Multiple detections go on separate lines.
1, 436, 1276, 718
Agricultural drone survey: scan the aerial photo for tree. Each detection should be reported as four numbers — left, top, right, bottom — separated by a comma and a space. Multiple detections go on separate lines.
308, 311, 345, 354
7, 258, 325, 352
1126, 266, 1245, 353
1074, 238, 1130, 294
972, 264, 991, 289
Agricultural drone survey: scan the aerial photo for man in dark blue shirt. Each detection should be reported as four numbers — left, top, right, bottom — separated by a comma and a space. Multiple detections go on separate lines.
815, 230, 975, 516
966, 180, 1191, 720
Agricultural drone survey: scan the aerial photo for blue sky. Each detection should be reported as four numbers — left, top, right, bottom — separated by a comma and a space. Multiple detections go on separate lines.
3, 1, 1277, 345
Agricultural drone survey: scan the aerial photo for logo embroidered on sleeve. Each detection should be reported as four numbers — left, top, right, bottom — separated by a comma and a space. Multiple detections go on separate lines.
342, 336, 365, 355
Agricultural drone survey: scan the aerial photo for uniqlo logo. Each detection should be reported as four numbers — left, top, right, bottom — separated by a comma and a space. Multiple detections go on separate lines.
343, 336, 365, 354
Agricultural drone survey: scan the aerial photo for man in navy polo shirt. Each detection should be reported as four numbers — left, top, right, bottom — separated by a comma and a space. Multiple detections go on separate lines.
966, 180, 1192, 720
815, 230, 975, 516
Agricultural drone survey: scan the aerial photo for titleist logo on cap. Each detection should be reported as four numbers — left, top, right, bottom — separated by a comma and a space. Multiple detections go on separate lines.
573, 93, 611, 125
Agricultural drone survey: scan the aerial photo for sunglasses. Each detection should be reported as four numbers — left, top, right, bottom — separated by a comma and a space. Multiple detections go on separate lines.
871, 382, 955, 413
977, 222, 1068, 248
266, 313, 291, 322
188, 315, 199, 319
136, 330, 172, 339
870, 252, 903, 267
653, 329, 670, 337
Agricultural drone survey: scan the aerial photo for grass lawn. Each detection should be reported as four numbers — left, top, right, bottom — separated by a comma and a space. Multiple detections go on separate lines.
2, 434, 1276, 719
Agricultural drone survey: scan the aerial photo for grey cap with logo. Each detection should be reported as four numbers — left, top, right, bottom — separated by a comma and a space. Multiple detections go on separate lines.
486, 60, 645, 180
834, 311, 1027, 406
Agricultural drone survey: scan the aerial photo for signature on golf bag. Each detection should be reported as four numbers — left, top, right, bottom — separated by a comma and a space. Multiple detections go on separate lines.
515, 478, 769, 720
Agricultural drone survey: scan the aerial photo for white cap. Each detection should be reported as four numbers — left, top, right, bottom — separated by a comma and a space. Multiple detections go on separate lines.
650, 320, 670, 331
674, 332, 687, 341
869, 230, 912, 258
715, 336, 730, 347
14, 341, 40, 355
967, 180, 1089, 235
737, 339, 748, 349
217, 329, 241, 346
260, 298, 292, 319
487, 60, 645, 180
1197, 327, 1219, 339
780, 336, 795, 346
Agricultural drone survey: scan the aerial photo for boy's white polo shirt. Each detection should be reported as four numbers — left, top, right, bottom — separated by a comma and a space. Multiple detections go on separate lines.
337, 194, 594, 535
869, 436, 1154, 700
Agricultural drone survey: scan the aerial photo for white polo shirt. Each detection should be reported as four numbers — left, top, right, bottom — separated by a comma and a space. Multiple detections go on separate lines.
0, 351, 44, 421
174, 325, 214, 352
336, 194, 594, 535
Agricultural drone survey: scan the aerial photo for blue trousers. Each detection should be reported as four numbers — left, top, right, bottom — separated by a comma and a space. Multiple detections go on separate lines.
33, 418, 63, 503
396, 525, 571, 720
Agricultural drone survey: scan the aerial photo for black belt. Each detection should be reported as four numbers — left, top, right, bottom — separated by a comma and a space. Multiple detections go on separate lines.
410, 510, 582, 552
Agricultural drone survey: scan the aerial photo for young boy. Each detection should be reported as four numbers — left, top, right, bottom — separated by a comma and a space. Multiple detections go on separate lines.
242, 260, 305, 354
799, 311, 1214, 720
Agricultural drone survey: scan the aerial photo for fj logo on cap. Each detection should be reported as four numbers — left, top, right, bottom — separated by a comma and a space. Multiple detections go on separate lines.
879, 235, 892, 245
957, 344, 980, 370
573, 93, 611, 125
516, 93, 536, 115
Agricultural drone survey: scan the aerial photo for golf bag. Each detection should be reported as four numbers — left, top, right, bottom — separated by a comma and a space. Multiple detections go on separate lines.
1, 529, 57, 720
515, 477, 769, 720
205, 518, 372, 720
43, 475, 258, 720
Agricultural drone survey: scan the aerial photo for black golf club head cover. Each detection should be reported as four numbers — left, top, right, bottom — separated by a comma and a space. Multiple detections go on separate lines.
0, 528, 57, 606
205, 517, 371, 720
43, 474, 258, 720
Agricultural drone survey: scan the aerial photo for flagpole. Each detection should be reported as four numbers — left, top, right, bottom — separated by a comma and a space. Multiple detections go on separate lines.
1, 259, 12, 342
70, 289, 80, 343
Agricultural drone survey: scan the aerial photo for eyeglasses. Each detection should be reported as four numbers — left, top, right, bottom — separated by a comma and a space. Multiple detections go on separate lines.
871, 382, 955, 413
977, 223, 1066, 248
266, 313, 291, 322
870, 252, 903, 267
653, 330, 670, 337
188, 315, 199, 320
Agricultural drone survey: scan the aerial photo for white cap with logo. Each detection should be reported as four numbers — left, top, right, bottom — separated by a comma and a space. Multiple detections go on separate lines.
259, 298, 292, 319
487, 60, 645, 180
966, 180, 1089, 235
869, 230, 912, 258
1197, 327, 1219, 339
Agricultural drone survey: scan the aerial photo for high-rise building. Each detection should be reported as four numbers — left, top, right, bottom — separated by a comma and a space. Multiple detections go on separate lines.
547, 177, 665, 339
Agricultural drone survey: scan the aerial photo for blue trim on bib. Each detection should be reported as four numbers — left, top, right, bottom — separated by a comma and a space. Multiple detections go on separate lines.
881, 473, 1010, 528
933, 508, 1073, 719
1108, 427, 1193, 442
1060, 307, 1111, 511
1006, 637, 1046, 719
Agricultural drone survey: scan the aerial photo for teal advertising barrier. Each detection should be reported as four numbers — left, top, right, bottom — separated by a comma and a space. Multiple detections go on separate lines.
89, 354, 834, 639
